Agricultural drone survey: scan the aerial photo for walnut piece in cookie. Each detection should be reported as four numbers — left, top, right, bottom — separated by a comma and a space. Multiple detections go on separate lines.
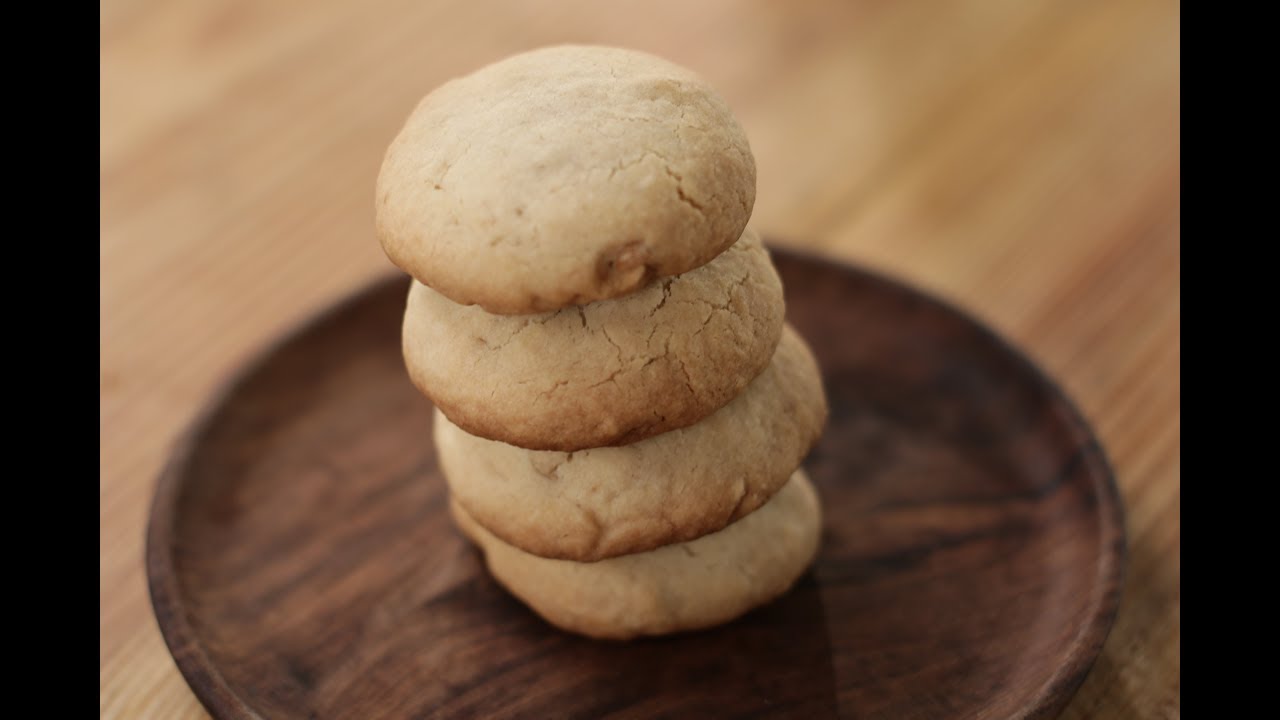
403, 228, 784, 451
376, 44, 756, 314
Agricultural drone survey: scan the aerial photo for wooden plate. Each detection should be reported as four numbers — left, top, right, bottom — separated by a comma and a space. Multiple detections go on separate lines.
147, 247, 1124, 720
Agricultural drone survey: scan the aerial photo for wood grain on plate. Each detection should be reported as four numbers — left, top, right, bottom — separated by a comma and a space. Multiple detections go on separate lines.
147, 251, 1124, 719
102, 0, 1179, 717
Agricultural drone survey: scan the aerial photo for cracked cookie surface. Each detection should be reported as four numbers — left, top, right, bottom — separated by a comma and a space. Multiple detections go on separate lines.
376, 44, 756, 314
404, 228, 784, 450
450, 469, 820, 640
435, 325, 827, 560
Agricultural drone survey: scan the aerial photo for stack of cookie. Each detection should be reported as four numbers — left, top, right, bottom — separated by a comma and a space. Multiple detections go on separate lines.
376, 46, 828, 640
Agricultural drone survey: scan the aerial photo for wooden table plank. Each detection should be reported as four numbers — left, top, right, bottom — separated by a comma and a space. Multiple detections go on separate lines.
101, 1, 1179, 717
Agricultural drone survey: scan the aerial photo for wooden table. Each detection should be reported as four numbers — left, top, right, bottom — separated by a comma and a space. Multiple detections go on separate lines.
100, 0, 1180, 717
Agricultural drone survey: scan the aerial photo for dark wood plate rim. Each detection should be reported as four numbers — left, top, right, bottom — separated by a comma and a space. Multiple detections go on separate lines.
145, 246, 1126, 720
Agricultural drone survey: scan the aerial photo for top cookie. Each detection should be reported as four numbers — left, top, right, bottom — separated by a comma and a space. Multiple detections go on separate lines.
375, 45, 757, 314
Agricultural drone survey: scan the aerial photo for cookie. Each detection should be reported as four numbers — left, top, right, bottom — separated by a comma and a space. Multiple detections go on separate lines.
404, 228, 784, 451
376, 44, 756, 314
434, 325, 827, 560
451, 469, 821, 640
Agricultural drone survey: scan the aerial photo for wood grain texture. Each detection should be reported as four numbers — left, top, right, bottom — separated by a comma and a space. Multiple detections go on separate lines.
146, 254, 1124, 719
101, 0, 1179, 717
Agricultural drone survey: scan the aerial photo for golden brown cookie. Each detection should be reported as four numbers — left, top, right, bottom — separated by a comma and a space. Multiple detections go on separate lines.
404, 229, 784, 451
376, 45, 756, 314
451, 469, 821, 640
434, 325, 827, 560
